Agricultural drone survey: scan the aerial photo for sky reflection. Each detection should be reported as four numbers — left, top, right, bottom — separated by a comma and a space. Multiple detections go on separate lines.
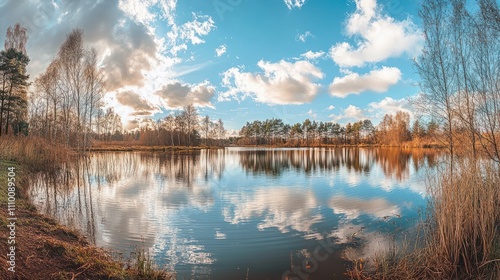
28, 148, 439, 279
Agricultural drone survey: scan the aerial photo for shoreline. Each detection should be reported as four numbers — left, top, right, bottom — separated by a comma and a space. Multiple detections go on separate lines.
84, 143, 445, 152
0, 160, 173, 280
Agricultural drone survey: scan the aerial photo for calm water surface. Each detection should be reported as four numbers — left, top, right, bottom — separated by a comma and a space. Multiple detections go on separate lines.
28, 148, 439, 279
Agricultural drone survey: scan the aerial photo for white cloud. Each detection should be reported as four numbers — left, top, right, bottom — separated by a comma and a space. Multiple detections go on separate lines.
330, 105, 366, 122
330, 0, 422, 67
215, 44, 227, 57
329, 96, 415, 124
368, 97, 413, 118
300, 50, 325, 60
326, 105, 335, 111
180, 13, 215, 44
220, 60, 324, 105
284, 0, 307, 9
118, 0, 157, 25
307, 109, 318, 119
158, 0, 177, 25
329, 67, 401, 98
167, 12, 215, 53
296, 31, 313, 42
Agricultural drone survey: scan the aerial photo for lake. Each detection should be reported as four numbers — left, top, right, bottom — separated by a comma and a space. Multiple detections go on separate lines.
28, 147, 439, 279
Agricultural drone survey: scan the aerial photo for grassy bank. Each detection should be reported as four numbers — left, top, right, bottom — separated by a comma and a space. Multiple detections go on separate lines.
0, 137, 174, 280
0, 136, 71, 172
347, 159, 500, 279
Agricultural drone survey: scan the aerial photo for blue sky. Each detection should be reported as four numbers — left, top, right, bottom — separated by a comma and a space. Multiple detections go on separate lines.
0, 0, 423, 132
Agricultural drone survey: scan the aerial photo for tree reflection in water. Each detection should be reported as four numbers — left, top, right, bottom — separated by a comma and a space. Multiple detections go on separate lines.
236, 147, 438, 181
27, 148, 439, 279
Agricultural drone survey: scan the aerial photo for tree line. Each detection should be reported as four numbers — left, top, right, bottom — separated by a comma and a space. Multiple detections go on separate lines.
235, 111, 438, 147
134, 104, 226, 147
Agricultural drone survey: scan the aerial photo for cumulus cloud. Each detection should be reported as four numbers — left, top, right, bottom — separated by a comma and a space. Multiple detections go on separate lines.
326, 105, 335, 111
330, 105, 366, 123
329, 67, 401, 98
0, 0, 166, 90
155, 81, 215, 108
284, 0, 307, 9
300, 50, 325, 60
330, 0, 422, 67
215, 44, 227, 57
116, 90, 157, 112
296, 31, 313, 42
368, 97, 413, 117
330, 96, 415, 124
220, 60, 324, 105
1, 0, 218, 126
118, 0, 157, 25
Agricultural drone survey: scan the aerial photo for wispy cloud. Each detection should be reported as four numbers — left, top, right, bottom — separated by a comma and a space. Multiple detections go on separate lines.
307, 109, 318, 119
300, 50, 325, 60
167, 12, 216, 54
295, 30, 313, 42
284, 0, 307, 10
215, 44, 227, 57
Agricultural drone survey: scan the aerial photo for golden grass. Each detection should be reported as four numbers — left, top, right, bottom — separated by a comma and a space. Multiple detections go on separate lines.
128, 246, 175, 280
0, 136, 71, 172
347, 158, 500, 279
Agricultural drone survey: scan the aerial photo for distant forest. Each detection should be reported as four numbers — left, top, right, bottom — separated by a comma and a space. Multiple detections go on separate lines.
233, 111, 435, 147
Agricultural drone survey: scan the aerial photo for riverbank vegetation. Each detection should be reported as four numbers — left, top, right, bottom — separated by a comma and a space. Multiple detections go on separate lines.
0, 136, 70, 172
346, 0, 500, 279
0, 160, 174, 280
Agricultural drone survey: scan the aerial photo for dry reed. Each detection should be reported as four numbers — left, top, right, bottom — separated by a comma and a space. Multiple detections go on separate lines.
347, 158, 500, 279
0, 136, 71, 172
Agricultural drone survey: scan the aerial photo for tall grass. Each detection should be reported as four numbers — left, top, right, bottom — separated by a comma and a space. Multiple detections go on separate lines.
129, 246, 175, 280
0, 136, 70, 172
347, 158, 500, 279
421, 159, 500, 279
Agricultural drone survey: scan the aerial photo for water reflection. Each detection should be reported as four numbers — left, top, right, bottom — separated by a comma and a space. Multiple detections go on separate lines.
222, 187, 323, 234
28, 148, 438, 279
236, 148, 437, 180
329, 195, 400, 219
